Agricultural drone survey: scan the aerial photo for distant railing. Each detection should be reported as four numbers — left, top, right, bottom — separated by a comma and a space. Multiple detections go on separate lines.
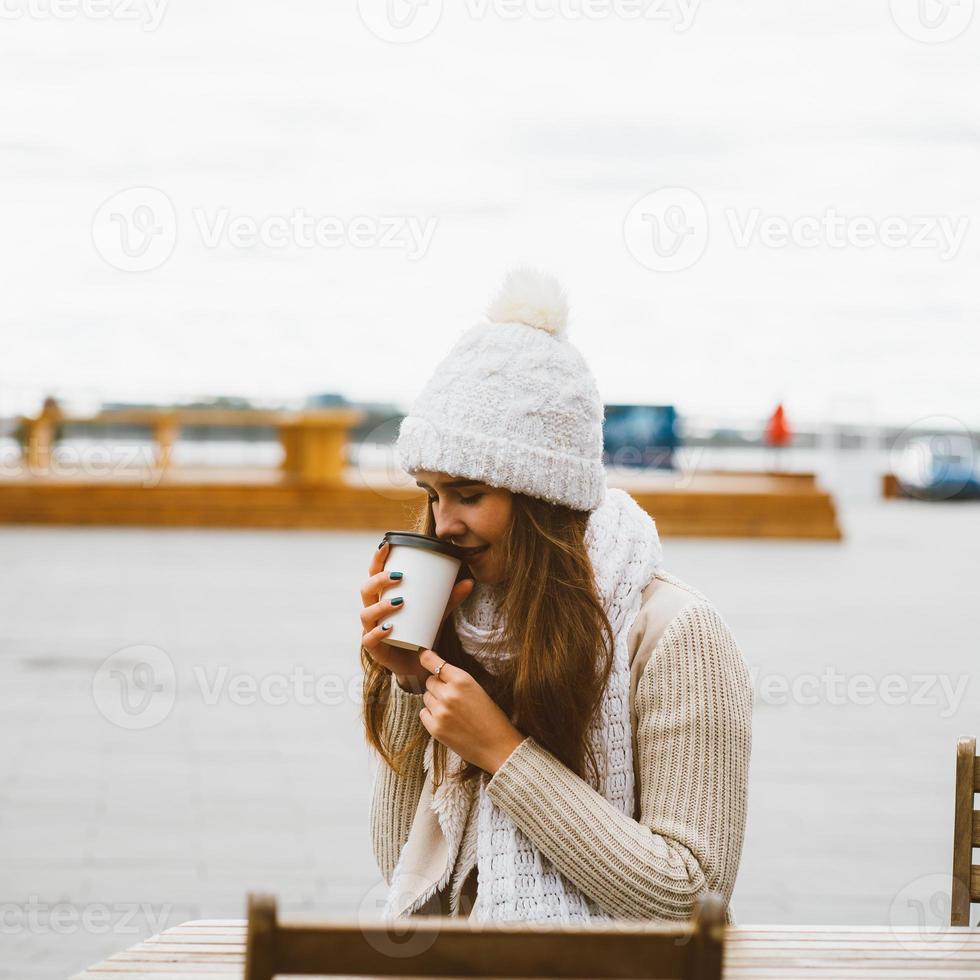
13, 404, 365, 485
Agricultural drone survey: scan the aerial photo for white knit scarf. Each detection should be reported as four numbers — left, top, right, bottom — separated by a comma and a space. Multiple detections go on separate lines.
385, 487, 663, 922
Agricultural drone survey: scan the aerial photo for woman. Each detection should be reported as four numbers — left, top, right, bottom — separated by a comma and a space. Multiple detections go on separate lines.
359, 269, 753, 924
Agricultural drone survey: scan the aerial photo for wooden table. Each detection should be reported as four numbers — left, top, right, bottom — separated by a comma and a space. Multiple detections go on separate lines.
72, 918, 980, 979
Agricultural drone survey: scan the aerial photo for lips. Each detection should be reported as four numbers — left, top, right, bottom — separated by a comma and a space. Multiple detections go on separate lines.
460, 545, 489, 559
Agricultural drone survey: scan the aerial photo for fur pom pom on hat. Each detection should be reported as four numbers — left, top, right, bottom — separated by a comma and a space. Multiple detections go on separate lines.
486, 267, 570, 338
395, 268, 607, 511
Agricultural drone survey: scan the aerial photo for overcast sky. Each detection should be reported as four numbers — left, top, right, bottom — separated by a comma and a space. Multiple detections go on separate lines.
1, 1, 978, 428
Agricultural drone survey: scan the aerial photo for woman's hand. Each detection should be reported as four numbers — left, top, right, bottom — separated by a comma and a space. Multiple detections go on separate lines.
417, 648, 526, 775
360, 541, 474, 692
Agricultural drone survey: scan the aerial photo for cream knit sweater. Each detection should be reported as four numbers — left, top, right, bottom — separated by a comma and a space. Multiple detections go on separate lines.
368, 569, 753, 922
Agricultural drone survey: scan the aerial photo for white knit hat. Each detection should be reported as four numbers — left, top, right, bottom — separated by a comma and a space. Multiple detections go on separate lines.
395, 268, 607, 511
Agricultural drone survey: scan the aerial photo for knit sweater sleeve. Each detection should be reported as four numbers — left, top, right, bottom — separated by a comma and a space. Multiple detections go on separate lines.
368, 672, 428, 885
485, 600, 753, 920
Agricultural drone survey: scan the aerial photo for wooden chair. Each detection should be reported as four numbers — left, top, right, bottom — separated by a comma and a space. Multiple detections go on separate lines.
951, 735, 980, 927
244, 892, 727, 980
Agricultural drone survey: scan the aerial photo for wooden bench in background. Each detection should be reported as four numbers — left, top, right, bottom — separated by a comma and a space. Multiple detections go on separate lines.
0, 405, 843, 538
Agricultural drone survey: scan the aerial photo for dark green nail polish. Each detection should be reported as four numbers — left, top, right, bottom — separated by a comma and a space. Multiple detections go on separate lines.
391, 596, 404, 606
389, 571, 403, 580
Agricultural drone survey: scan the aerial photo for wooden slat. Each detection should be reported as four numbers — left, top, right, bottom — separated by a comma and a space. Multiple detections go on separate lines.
729, 936, 980, 950
115, 967, 238, 973
77, 974, 237, 979
145, 937, 246, 948
113, 948, 244, 959
729, 929, 979, 941
273, 917, 697, 979
165, 921, 247, 928
46, 408, 363, 428
237, 892, 725, 980
952, 736, 978, 926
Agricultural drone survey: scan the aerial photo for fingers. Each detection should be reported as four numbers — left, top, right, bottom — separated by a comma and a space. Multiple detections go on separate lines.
418, 648, 460, 686
441, 577, 475, 623
369, 540, 389, 577
360, 623, 420, 678
451, 582, 473, 616
448, 578, 472, 610
360, 548, 404, 608
361, 619, 396, 649
359, 592, 405, 631
359, 603, 404, 675
362, 542, 387, 606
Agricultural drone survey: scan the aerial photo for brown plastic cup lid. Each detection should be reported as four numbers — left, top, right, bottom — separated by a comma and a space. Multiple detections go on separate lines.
382, 531, 468, 562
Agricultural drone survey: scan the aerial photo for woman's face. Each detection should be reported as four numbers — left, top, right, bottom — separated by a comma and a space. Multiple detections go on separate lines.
413, 469, 513, 585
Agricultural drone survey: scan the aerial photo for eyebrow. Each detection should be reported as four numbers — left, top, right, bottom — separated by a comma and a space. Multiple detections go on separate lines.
415, 479, 484, 491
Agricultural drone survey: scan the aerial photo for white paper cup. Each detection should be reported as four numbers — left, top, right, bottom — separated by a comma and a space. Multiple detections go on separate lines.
380, 532, 468, 652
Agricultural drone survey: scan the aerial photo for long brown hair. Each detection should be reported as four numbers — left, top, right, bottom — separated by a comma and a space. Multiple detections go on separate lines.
361, 490, 615, 793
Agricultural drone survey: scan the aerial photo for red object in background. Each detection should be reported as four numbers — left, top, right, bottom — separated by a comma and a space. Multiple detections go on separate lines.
765, 403, 793, 447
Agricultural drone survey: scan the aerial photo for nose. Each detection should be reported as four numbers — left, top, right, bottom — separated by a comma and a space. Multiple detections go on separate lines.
433, 511, 467, 545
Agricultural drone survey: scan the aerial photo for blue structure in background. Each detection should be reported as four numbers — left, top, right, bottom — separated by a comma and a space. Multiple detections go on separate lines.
602, 404, 680, 470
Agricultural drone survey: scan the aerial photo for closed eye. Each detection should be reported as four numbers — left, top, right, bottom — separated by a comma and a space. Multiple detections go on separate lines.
427, 493, 484, 505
